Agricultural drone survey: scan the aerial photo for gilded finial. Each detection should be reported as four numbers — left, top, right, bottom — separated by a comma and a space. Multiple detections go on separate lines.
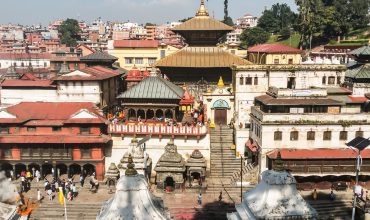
217, 76, 224, 88
196, 0, 209, 17
125, 154, 138, 176
131, 134, 138, 143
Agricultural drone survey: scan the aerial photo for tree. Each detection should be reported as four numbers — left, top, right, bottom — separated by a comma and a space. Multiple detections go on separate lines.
223, 17, 234, 26
348, 0, 370, 29
257, 3, 297, 34
58, 18, 81, 47
178, 17, 192, 22
240, 27, 270, 48
224, 0, 229, 22
145, 22, 156, 27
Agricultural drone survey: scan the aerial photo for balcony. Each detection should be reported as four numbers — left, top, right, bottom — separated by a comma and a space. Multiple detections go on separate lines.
109, 123, 208, 138
251, 106, 370, 124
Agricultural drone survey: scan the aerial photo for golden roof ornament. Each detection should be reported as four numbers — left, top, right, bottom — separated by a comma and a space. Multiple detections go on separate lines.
125, 154, 138, 176
131, 134, 138, 143
217, 76, 225, 88
196, 0, 209, 17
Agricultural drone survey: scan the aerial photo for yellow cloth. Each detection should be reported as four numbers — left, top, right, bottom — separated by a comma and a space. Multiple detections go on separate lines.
26, 172, 31, 178
59, 187, 64, 206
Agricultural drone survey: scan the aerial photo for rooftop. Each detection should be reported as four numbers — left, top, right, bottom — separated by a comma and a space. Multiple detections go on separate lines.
0, 79, 55, 88
80, 51, 118, 62
248, 43, 303, 54
113, 40, 159, 48
52, 66, 121, 81
268, 148, 370, 159
255, 94, 343, 106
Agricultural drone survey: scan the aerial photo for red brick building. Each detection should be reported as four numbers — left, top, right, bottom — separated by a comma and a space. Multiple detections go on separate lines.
0, 102, 111, 180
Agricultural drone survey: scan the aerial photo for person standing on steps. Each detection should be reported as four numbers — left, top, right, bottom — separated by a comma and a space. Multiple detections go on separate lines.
218, 191, 223, 202
198, 193, 202, 205
313, 188, 317, 200
80, 174, 84, 187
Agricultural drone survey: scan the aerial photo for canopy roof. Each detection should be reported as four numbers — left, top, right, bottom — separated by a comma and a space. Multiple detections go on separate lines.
349, 44, 370, 57
155, 46, 251, 68
118, 76, 184, 100
80, 51, 118, 62
345, 64, 370, 79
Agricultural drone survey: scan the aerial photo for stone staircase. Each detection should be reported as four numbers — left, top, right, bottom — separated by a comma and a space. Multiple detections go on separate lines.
30, 202, 103, 220
230, 163, 258, 185
308, 200, 353, 219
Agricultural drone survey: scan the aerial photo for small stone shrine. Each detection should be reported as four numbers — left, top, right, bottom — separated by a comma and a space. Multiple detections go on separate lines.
227, 152, 318, 220
97, 155, 169, 220
105, 163, 120, 191
154, 139, 186, 191
185, 150, 207, 187
118, 135, 152, 177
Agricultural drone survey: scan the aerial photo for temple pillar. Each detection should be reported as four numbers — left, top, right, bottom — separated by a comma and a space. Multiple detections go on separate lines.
95, 162, 105, 181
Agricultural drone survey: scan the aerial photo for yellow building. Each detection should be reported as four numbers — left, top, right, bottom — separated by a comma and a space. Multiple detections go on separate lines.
107, 40, 179, 69
247, 43, 303, 64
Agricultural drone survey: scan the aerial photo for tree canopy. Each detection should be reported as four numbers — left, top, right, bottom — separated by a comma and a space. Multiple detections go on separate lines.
240, 27, 270, 48
58, 18, 81, 47
257, 3, 297, 34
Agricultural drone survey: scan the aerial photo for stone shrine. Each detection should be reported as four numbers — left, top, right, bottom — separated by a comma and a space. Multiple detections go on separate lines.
117, 135, 152, 178
105, 163, 120, 190
97, 155, 169, 220
154, 139, 186, 191
185, 149, 207, 187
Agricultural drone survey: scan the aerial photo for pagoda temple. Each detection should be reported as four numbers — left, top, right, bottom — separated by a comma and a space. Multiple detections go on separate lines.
155, 0, 251, 98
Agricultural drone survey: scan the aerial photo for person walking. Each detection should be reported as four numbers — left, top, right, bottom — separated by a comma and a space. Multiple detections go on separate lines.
37, 189, 41, 202
218, 191, 223, 202
198, 193, 202, 206
26, 170, 31, 181
313, 188, 318, 200
72, 184, 77, 198
47, 189, 52, 201
35, 170, 40, 182
32, 167, 35, 177
80, 175, 84, 187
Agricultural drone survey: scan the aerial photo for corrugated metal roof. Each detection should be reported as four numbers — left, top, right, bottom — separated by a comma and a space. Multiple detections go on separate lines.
345, 64, 370, 79
267, 148, 370, 159
117, 76, 184, 100
155, 46, 252, 68
248, 43, 302, 53
349, 45, 370, 56
255, 95, 343, 106
172, 16, 233, 31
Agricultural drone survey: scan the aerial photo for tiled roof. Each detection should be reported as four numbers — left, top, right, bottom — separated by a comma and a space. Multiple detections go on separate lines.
267, 148, 370, 159
113, 40, 159, 48
155, 46, 252, 68
328, 95, 368, 104
172, 16, 233, 32
255, 95, 343, 106
0, 53, 52, 59
345, 64, 370, 79
248, 43, 302, 53
1, 79, 56, 88
0, 135, 111, 144
1, 102, 107, 124
52, 66, 121, 81
80, 51, 118, 61
118, 76, 184, 100
349, 44, 370, 56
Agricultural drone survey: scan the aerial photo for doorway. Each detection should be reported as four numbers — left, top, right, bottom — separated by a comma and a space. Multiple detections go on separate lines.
287, 77, 296, 89
215, 109, 227, 125
164, 176, 175, 191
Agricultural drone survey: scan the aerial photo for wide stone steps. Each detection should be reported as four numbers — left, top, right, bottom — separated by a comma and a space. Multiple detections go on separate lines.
308, 200, 352, 219
30, 202, 103, 220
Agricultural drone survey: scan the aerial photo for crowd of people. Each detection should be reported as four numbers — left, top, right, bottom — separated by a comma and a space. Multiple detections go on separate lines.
42, 177, 78, 202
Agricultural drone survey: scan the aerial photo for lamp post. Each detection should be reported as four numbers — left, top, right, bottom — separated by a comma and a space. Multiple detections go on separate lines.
346, 136, 370, 220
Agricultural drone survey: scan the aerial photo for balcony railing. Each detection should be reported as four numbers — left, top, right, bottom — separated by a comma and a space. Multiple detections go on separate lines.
109, 123, 208, 137
251, 106, 370, 123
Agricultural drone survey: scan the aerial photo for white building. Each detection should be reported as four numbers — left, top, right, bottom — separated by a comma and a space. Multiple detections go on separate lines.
0, 53, 51, 69
233, 64, 347, 156
236, 14, 258, 29
226, 28, 242, 45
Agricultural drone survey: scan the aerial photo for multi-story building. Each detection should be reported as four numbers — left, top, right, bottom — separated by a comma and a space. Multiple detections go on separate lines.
247, 43, 303, 65
0, 53, 51, 70
236, 14, 258, 29
226, 28, 242, 45
0, 102, 111, 180
233, 64, 347, 155
145, 26, 156, 40
107, 40, 179, 69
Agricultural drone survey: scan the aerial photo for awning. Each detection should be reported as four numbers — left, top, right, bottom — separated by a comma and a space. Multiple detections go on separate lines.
0, 135, 111, 144
246, 139, 259, 153
267, 148, 370, 159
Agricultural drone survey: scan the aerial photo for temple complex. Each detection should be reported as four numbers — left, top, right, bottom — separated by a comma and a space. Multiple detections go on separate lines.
154, 139, 186, 191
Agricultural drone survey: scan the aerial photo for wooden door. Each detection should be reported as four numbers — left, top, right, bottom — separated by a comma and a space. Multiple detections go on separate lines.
214, 109, 227, 125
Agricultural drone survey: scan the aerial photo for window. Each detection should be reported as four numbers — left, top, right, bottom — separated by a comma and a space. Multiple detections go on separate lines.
254, 77, 258, 85
0, 127, 9, 134
81, 148, 91, 159
322, 76, 326, 84
27, 127, 36, 132
323, 131, 332, 140
125, 57, 133, 64
239, 77, 244, 85
52, 127, 61, 132
21, 62, 24, 67
44, 62, 47, 67
274, 59, 279, 64
135, 57, 143, 64
1, 146, 11, 158
328, 76, 335, 85
245, 77, 252, 85
339, 131, 347, 140
274, 131, 282, 140
290, 131, 299, 141
356, 130, 364, 138
148, 57, 157, 65
288, 58, 293, 64
307, 131, 315, 140
160, 50, 165, 58
80, 127, 90, 134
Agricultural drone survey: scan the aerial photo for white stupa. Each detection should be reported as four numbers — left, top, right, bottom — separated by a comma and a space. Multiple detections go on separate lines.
227, 154, 317, 220
96, 155, 169, 220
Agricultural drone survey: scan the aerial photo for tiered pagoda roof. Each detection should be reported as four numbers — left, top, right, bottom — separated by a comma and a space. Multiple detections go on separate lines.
346, 45, 370, 80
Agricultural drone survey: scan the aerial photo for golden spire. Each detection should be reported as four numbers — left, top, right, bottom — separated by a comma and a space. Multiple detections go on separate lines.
131, 134, 138, 143
125, 154, 138, 176
196, 0, 209, 17
217, 76, 225, 88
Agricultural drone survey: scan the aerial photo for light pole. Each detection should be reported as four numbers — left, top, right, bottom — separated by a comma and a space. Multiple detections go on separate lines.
346, 136, 370, 220
240, 155, 243, 203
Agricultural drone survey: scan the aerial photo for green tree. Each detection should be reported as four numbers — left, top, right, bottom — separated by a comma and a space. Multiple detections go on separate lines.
223, 16, 234, 26
257, 3, 297, 34
58, 18, 81, 47
240, 27, 270, 48
348, 0, 370, 29
178, 17, 192, 22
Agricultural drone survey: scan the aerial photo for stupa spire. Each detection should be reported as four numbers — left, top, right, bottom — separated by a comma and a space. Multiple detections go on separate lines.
217, 76, 225, 88
125, 154, 138, 176
196, 0, 209, 17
